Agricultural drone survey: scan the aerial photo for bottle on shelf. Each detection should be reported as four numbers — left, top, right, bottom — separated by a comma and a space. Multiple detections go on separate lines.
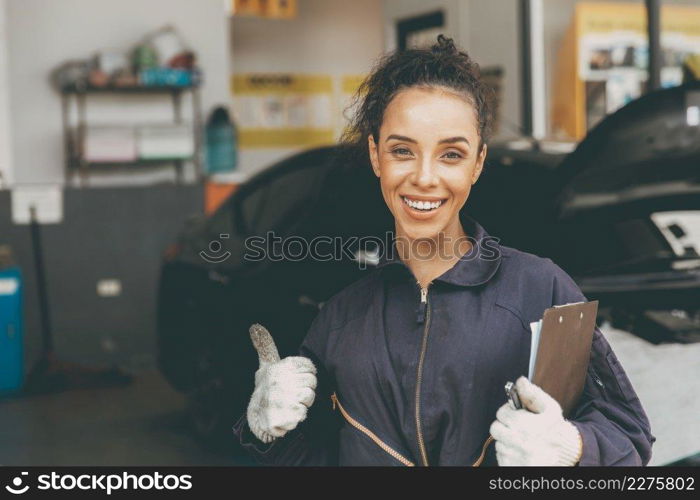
204, 106, 238, 175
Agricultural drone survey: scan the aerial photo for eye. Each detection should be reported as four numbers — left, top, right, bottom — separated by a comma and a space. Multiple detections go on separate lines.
391, 147, 413, 157
441, 150, 464, 160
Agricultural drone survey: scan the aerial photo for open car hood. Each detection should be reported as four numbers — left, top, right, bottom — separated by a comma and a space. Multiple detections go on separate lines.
556, 81, 700, 219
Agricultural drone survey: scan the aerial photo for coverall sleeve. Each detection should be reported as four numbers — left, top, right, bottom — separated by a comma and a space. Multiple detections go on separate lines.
548, 261, 656, 466
231, 308, 341, 466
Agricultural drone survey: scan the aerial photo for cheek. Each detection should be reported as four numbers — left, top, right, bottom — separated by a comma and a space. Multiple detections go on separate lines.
379, 175, 400, 207
377, 161, 406, 192
443, 168, 474, 200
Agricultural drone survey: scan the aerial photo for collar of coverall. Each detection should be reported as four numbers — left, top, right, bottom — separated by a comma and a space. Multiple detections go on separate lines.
376, 212, 503, 287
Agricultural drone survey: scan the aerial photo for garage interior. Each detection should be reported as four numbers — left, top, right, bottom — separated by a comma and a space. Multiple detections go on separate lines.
0, 0, 699, 467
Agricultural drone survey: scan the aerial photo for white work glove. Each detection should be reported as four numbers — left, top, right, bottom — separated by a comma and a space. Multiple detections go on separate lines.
489, 376, 583, 466
246, 323, 317, 444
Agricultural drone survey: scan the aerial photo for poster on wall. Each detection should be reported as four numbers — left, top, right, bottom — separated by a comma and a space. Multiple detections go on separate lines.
232, 74, 335, 148
571, 3, 700, 131
579, 31, 694, 86
577, 4, 700, 85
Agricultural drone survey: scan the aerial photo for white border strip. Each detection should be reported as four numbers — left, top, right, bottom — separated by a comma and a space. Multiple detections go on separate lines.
529, 0, 546, 139
0, 0, 13, 187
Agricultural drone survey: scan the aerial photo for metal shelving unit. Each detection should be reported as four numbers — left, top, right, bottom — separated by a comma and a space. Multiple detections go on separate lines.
60, 84, 203, 186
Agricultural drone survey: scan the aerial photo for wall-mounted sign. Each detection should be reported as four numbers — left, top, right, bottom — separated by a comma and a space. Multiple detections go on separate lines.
577, 4, 700, 84
232, 74, 334, 149
553, 3, 700, 140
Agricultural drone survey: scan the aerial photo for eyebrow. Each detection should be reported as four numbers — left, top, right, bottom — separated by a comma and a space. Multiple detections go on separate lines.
385, 134, 416, 143
385, 134, 470, 146
439, 136, 471, 146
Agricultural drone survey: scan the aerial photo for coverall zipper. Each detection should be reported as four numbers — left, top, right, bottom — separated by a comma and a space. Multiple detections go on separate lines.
333, 278, 496, 466
331, 392, 415, 466
331, 390, 495, 466
330, 391, 495, 466
415, 280, 432, 466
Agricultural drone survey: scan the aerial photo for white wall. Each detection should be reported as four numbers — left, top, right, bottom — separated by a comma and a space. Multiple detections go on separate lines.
381, 0, 521, 140
464, 0, 522, 139
5, 0, 231, 187
231, 0, 521, 175
231, 0, 384, 173
0, 0, 12, 187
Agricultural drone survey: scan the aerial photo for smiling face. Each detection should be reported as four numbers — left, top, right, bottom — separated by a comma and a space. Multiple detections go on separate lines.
368, 86, 487, 242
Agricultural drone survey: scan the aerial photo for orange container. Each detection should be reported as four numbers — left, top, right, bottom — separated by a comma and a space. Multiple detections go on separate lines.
205, 181, 239, 215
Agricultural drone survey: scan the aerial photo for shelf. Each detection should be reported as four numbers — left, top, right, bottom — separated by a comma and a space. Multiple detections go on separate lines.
61, 80, 203, 186
74, 158, 194, 169
61, 84, 199, 95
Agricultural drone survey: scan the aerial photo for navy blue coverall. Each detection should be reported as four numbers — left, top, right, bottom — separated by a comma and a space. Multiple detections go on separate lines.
232, 214, 655, 466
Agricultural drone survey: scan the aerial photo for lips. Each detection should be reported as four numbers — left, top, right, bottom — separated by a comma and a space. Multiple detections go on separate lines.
402, 196, 444, 210
400, 195, 447, 219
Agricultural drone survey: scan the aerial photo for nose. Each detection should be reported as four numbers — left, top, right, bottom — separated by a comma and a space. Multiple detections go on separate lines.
411, 156, 439, 189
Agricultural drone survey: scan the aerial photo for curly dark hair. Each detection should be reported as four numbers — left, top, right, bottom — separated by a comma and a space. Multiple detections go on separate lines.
342, 34, 494, 156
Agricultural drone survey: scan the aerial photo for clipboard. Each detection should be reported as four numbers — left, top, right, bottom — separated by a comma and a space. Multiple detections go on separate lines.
528, 300, 599, 417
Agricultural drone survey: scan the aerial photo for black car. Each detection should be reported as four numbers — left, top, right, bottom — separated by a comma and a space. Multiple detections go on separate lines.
157, 82, 700, 450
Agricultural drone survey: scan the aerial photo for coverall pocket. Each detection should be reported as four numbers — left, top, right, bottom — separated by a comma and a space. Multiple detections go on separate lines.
604, 350, 642, 411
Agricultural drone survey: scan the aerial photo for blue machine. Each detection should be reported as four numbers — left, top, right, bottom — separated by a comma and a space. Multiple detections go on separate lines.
0, 266, 23, 394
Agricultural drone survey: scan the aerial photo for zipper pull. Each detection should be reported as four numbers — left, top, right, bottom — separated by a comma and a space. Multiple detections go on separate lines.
416, 284, 429, 323
331, 392, 337, 410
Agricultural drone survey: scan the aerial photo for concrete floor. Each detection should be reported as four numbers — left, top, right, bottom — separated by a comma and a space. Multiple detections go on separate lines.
0, 327, 697, 466
0, 369, 250, 466
600, 324, 700, 466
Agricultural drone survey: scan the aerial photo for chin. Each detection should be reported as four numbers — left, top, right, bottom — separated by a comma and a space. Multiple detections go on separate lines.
390, 195, 459, 240
396, 220, 444, 241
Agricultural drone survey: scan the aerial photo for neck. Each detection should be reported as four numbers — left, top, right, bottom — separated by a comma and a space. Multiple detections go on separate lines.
395, 218, 471, 288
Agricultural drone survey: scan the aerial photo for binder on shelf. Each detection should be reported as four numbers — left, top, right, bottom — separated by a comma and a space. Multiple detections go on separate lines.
83, 126, 137, 163
137, 124, 195, 160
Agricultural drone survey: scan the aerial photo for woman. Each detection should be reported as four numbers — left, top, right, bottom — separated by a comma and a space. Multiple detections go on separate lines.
232, 36, 654, 466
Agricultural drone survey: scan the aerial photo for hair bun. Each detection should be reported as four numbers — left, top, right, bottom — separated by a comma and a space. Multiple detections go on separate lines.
433, 34, 458, 55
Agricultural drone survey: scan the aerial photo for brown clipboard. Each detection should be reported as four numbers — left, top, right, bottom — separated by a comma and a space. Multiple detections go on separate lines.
531, 300, 599, 417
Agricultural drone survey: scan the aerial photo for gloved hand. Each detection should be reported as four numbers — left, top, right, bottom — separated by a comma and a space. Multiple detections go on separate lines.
489, 376, 582, 466
246, 324, 317, 444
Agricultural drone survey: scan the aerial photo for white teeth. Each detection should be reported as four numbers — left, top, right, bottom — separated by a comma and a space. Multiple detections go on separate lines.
402, 196, 444, 211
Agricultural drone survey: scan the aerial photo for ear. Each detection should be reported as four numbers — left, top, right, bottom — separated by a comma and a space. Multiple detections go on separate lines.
472, 143, 487, 185
368, 134, 380, 178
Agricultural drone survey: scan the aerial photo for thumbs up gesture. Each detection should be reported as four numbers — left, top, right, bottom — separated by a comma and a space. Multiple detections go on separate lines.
247, 324, 318, 443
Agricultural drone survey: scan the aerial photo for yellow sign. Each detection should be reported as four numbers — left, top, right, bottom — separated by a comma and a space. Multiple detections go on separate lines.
553, 2, 700, 140
232, 0, 297, 19
232, 73, 334, 149
341, 75, 366, 95
232, 74, 333, 95
576, 3, 700, 36
232, 0, 263, 17
238, 129, 335, 148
